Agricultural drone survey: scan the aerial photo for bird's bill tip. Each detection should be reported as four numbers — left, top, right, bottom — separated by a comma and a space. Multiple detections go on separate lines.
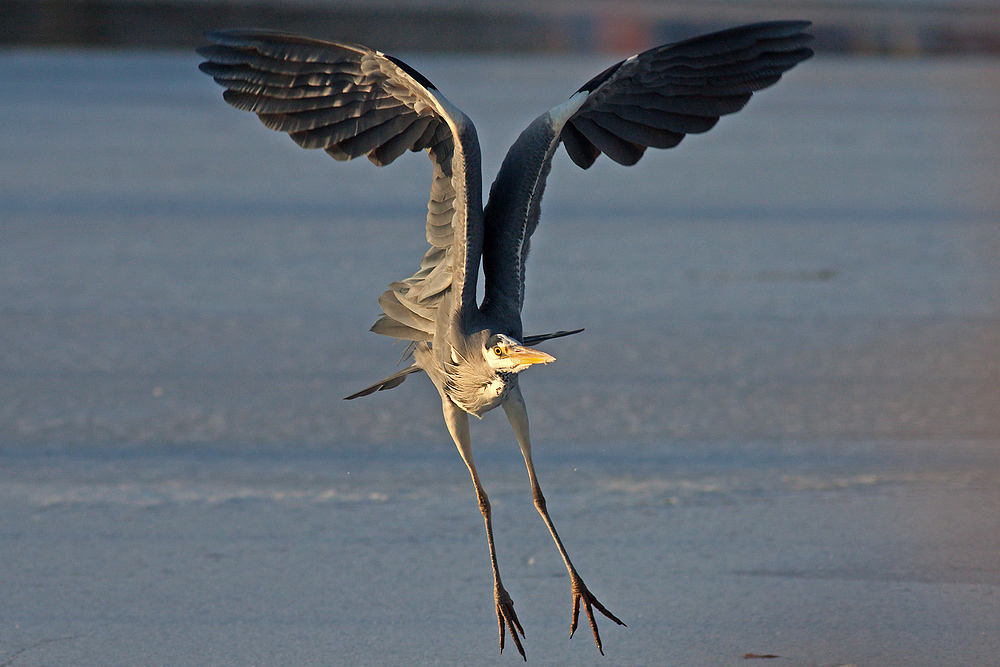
509, 345, 556, 365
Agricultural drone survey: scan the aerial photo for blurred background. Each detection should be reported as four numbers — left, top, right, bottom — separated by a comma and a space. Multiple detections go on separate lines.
3, 0, 1000, 55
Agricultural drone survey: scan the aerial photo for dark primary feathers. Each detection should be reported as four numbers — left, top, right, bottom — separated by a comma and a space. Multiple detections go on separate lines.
563, 20, 813, 169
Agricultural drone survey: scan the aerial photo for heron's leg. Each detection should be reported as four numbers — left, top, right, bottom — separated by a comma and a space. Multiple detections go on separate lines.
442, 397, 526, 660
502, 387, 625, 654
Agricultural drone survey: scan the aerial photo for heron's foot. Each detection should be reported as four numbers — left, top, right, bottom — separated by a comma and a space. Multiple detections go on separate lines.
496, 583, 526, 660
569, 573, 625, 655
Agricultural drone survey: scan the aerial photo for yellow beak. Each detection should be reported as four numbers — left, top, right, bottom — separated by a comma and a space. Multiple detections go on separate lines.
507, 345, 556, 365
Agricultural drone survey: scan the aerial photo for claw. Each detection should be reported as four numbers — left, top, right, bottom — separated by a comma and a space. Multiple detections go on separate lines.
569, 574, 625, 655
496, 585, 526, 660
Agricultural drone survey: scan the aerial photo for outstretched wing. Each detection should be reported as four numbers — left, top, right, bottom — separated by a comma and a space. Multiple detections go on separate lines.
198, 30, 484, 343
480, 20, 813, 317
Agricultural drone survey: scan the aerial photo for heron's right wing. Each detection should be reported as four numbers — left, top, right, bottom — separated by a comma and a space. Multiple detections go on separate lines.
481, 21, 813, 317
198, 30, 484, 343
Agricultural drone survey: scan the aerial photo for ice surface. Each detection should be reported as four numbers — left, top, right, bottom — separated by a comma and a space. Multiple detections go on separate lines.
1, 50, 999, 666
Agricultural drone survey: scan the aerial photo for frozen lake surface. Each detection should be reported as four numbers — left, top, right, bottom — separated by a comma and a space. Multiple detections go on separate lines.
1, 50, 999, 665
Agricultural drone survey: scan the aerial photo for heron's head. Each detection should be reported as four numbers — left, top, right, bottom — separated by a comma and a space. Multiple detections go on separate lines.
482, 333, 555, 373
444, 332, 554, 416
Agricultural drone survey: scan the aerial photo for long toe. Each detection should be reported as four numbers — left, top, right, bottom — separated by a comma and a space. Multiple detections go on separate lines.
496, 586, 526, 660
569, 576, 625, 655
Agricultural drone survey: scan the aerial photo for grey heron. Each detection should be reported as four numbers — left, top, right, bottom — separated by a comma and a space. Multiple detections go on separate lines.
198, 21, 813, 659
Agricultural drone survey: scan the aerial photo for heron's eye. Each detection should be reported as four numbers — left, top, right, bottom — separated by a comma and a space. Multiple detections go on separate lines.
493, 346, 504, 357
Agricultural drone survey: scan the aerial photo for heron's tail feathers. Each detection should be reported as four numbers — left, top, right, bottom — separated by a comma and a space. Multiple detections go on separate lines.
522, 328, 584, 345
344, 364, 423, 400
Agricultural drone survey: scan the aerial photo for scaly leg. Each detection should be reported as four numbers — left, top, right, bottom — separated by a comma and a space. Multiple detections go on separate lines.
442, 397, 526, 660
502, 386, 625, 654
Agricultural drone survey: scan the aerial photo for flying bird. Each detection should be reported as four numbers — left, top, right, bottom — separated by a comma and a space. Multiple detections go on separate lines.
197, 21, 813, 659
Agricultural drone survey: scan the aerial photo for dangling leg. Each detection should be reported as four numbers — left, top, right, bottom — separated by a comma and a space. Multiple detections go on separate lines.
502, 386, 625, 654
442, 396, 526, 660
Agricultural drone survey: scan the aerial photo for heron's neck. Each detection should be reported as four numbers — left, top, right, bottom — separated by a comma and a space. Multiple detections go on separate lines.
446, 364, 517, 418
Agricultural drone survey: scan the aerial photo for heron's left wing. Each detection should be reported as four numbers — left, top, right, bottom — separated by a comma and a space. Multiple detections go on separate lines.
480, 21, 813, 317
198, 31, 484, 344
